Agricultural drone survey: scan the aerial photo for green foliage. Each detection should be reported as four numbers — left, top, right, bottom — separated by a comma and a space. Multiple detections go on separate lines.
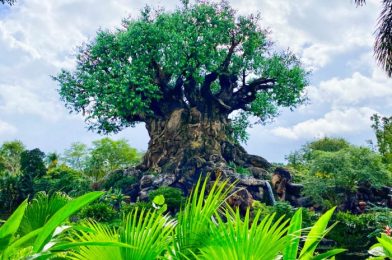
228, 161, 251, 175
63, 142, 89, 171
229, 112, 251, 144
69, 208, 176, 260
55, 0, 308, 134
62, 138, 141, 183
328, 209, 392, 252
0, 140, 25, 176
173, 175, 236, 258
0, 191, 102, 259
101, 171, 137, 194
78, 202, 118, 223
33, 164, 91, 197
371, 114, 392, 166
0, 173, 22, 211
100, 188, 130, 210
287, 137, 391, 208
1, 176, 346, 259
85, 138, 140, 182
368, 233, 392, 259
18, 192, 70, 236
19, 148, 47, 199
199, 209, 289, 259
148, 187, 184, 212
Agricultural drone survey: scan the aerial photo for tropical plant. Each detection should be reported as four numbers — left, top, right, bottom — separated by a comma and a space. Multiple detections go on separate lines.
18, 191, 70, 236
355, 0, 392, 77
68, 208, 176, 260
0, 191, 103, 259
368, 233, 392, 259
283, 207, 346, 260
148, 186, 185, 212
371, 113, 392, 166
197, 209, 289, 259
172, 176, 236, 258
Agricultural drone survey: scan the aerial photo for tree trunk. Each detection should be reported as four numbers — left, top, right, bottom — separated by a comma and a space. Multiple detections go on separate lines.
141, 107, 230, 174
128, 107, 273, 202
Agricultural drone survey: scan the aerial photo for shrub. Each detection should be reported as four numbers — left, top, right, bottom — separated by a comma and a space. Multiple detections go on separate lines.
33, 165, 91, 196
101, 171, 137, 195
100, 188, 130, 210
78, 202, 118, 222
328, 209, 392, 252
298, 143, 391, 209
0, 173, 22, 212
148, 187, 184, 212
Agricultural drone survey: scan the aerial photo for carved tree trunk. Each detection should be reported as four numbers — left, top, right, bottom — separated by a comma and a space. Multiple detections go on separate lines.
141, 107, 230, 174
131, 107, 272, 200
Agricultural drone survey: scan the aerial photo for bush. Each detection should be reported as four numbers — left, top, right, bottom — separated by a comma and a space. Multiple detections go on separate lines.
78, 202, 118, 222
33, 165, 91, 197
303, 146, 391, 208
101, 171, 137, 195
252, 200, 317, 228
148, 187, 184, 212
328, 209, 392, 252
0, 173, 22, 212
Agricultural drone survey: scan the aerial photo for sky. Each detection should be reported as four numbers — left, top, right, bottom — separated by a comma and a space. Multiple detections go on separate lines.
0, 0, 391, 163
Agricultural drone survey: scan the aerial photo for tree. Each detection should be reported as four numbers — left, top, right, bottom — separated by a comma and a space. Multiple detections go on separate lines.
355, 0, 392, 77
46, 152, 60, 170
0, 0, 16, 5
63, 142, 89, 171
0, 140, 25, 175
287, 138, 391, 209
55, 1, 308, 177
19, 148, 47, 199
85, 138, 140, 182
371, 113, 392, 165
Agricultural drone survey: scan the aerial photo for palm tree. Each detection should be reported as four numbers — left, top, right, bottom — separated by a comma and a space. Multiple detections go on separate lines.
355, 0, 392, 77
0, 0, 16, 5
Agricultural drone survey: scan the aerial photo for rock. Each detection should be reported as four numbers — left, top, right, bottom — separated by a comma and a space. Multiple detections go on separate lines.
245, 154, 271, 169
140, 174, 154, 189
226, 188, 254, 212
238, 176, 266, 186
248, 166, 270, 179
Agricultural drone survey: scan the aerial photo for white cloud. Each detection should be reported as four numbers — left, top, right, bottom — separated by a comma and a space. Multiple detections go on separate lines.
0, 84, 65, 121
272, 107, 377, 140
308, 69, 392, 108
0, 120, 17, 135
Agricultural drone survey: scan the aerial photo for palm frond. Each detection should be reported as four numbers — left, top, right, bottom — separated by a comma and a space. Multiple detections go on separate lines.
198, 209, 290, 260
173, 175, 236, 258
67, 220, 122, 260
18, 192, 70, 236
375, 0, 392, 77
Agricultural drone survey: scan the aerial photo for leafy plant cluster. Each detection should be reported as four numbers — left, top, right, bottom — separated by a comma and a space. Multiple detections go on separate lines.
286, 137, 392, 209
0, 138, 142, 213
0, 176, 346, 260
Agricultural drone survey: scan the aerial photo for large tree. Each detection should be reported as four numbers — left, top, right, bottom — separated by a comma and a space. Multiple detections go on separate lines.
55, 1, 308, 178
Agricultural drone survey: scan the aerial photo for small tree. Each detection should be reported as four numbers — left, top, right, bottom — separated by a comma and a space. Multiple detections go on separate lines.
55, 1, 308, 177
0, 140, 25, 175
85, 138, 140, 182
19, 148, 47, 199
371, 113, 392, 165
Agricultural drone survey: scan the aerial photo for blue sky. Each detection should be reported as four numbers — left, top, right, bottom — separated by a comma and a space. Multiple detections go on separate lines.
0, 0, 391, 162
